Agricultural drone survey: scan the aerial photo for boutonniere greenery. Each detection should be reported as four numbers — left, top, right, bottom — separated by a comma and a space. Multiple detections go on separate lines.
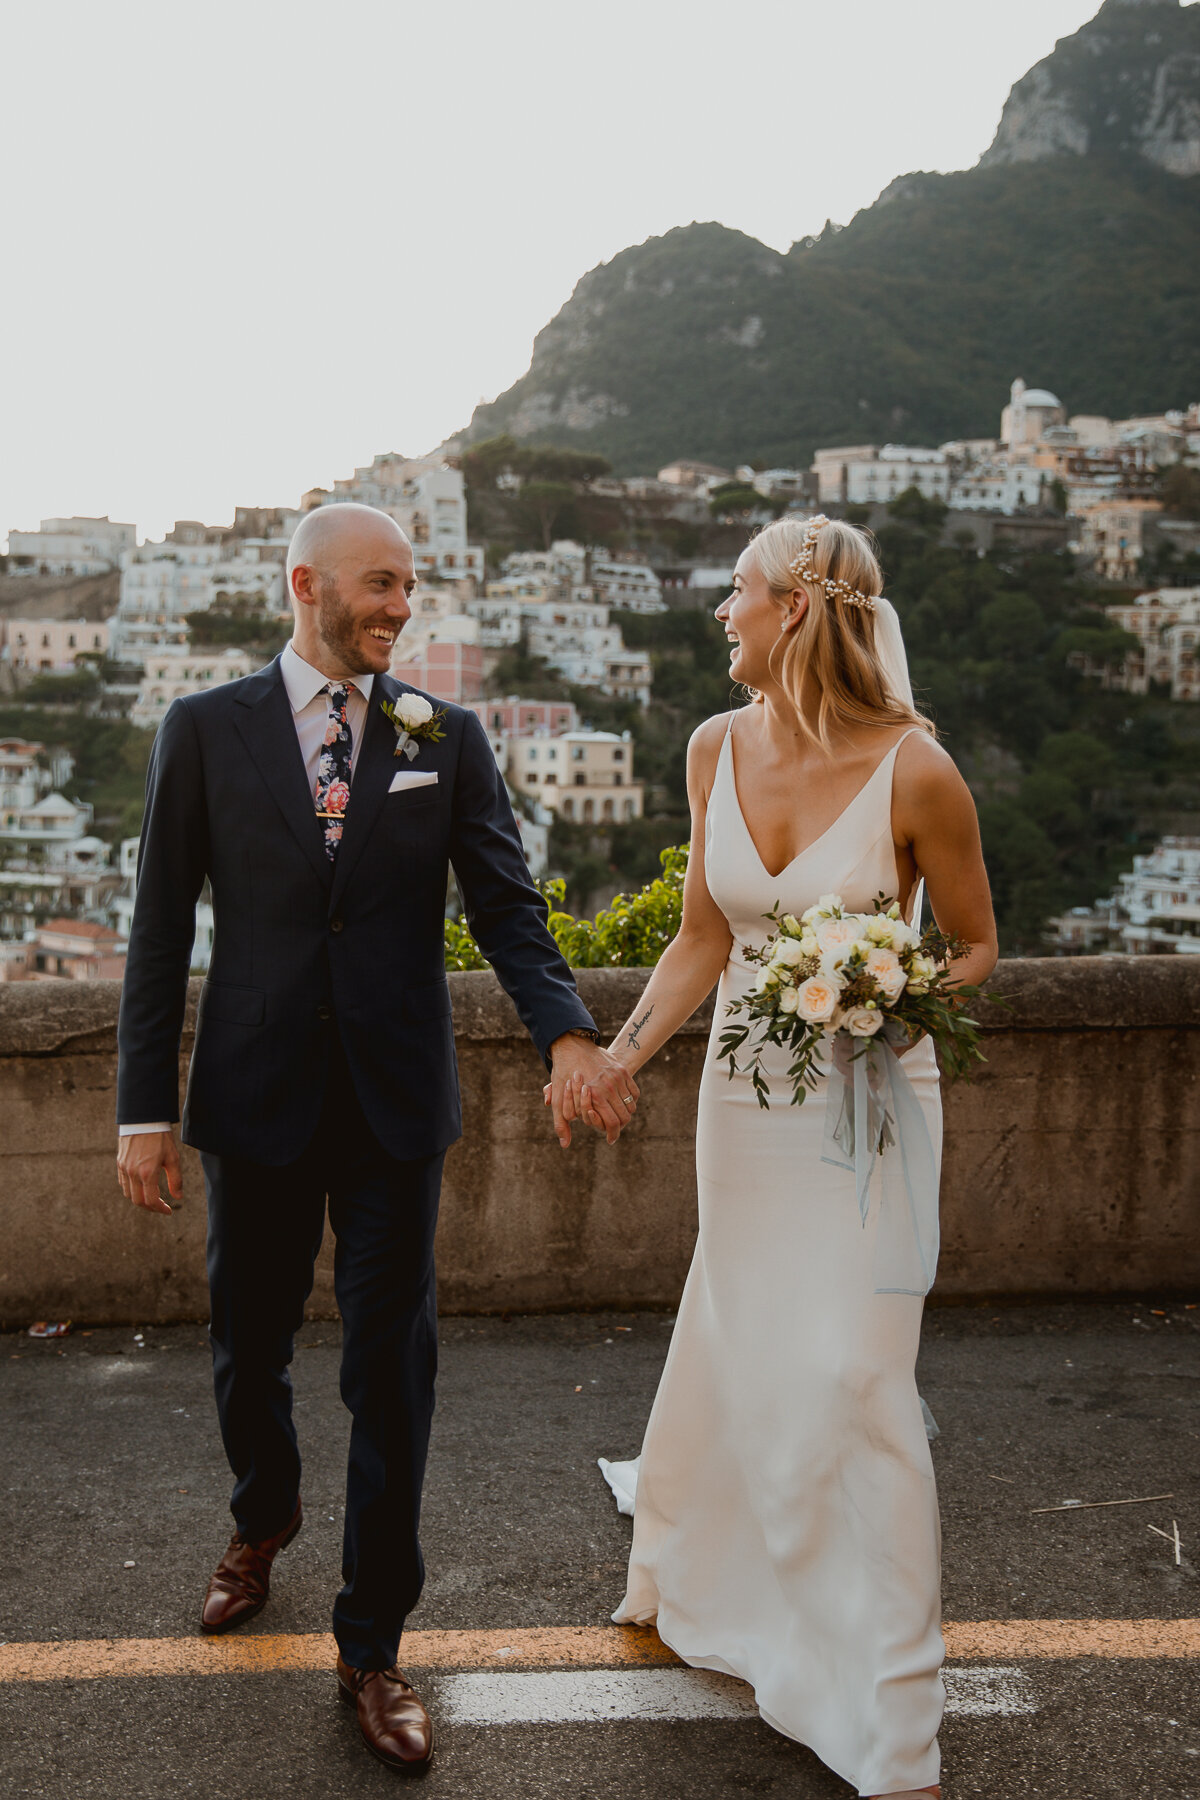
381, 693, 447, 761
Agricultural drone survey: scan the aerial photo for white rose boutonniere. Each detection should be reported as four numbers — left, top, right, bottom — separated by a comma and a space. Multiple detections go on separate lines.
381, 693, 447, 761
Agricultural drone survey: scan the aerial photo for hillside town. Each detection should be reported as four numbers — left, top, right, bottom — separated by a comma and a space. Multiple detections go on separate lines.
2, 376, 1199, 981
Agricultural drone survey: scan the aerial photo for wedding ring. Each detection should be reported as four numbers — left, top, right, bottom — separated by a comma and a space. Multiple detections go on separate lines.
621, 1094, 635, 1106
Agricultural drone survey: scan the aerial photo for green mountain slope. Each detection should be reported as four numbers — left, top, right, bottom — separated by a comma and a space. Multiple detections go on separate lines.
462, 1, 1200, 471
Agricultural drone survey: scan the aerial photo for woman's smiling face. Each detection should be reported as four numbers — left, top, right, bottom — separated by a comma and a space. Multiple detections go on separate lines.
715, 546, 802, 688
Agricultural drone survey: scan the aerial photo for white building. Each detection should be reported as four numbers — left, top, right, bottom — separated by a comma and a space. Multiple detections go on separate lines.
1049, 838, 1200, 955
588, 557, 665, 614
2, 618, 110, 672
811, 445, 950, 507
500, 541, 588, 591
747, 468, 813, 505
1072, 587, 1200, 701
307, 454, 484, 584
0, 787, 93, 849
1, 738, 59, 812
6, 516, 136, 575
114, 836, 214, 970
131, 647, 256, 729
507, 730, 643, 824
947, 462, 1045, 512
0, 833, 117, 939
1074, 499, 1162, 581
657, 461, 733, 493
112, 542, 284, 665
1000, 380, 1067, 450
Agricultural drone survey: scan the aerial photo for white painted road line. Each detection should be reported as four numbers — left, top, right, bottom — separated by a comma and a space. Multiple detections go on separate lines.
434, 1666, 1038, 1726
943, 1666, 1038, 1717
439, 1669, 758, 1724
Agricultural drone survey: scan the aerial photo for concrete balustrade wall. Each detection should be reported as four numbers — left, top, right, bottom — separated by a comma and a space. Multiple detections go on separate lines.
1, 958, 1198, 1327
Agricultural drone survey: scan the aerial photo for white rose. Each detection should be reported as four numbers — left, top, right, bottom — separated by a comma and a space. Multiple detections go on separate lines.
865, 915, 894, 946
396, 693, 435, 729
815, 915, 859, 954
844, 1005, 884, 1038
799, 932, 819, 957
795, 975, 841, 1023
752, 967, 780, 994
818, 946, 852, 985
907, 954, 939, 993
816, 893, 842, 916
889, 920, 917, 953
800, 905, 821, 928
778, 987, 799, 1014
865, 946, 908, 1003
771, 936, 807, 968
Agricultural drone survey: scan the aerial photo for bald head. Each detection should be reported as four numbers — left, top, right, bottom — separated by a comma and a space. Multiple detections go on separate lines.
286, 502, 416, 681
286, 502, 411, 589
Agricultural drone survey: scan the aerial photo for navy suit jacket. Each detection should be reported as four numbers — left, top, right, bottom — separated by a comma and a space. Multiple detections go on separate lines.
116, 656, 597, 1165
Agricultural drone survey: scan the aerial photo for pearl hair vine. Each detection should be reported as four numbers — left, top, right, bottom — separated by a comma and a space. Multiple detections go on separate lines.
786, 514, 879, 612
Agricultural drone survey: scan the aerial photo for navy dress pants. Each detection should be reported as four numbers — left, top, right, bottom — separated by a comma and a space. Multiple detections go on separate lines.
202, 1044, 445, 1672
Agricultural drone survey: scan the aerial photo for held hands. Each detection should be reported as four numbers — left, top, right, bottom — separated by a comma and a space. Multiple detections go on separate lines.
117, 1130, 183, 1214
544, 1035, 639, 1148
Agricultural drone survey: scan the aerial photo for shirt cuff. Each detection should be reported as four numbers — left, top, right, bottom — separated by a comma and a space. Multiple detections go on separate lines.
118, 1122, 172, 1136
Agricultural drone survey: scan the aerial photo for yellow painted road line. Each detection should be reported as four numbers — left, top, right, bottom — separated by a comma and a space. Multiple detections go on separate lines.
0, 1620, 1197, 1685
943, 1619, 1200, 1660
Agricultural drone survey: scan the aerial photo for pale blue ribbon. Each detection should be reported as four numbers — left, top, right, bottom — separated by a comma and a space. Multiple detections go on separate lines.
820, 1036, 940, 1296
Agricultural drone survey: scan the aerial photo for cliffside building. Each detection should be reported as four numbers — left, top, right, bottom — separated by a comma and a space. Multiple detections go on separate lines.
5, 516, 136, 576
304, 455, 484, 584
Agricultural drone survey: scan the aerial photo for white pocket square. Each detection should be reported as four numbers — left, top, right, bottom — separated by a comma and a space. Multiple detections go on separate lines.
388, 770, 439, 793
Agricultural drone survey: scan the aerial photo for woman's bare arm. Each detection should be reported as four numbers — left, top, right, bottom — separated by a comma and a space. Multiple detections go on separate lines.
896, 736, 999, 990
607, 716, 735, 1076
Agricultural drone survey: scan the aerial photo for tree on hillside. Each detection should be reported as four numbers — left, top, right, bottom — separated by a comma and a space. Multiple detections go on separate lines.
708, 482, 777, 523
516, 482, 579, 550
1160, 464, 1200, 519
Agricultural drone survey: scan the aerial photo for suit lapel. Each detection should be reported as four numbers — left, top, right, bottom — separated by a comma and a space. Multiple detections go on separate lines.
328, 676, 403, 912
232, 658, 332, 891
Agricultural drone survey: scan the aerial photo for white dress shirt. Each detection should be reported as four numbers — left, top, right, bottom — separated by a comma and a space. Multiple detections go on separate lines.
120, 642, 376, 1137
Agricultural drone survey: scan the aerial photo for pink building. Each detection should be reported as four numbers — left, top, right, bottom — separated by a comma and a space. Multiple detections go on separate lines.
466, 698, 579, 735
0, 918, 128, 982
392, 640, 484, 704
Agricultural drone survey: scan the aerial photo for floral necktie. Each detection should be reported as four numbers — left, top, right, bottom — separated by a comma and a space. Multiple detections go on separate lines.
315, 682, 354, 861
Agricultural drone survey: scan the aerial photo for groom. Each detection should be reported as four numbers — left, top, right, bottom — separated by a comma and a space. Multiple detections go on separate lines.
116, 502, 638, 1773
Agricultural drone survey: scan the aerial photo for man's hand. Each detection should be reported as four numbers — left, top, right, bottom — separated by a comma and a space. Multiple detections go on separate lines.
545, 1035, 639, 1148
117, 1131, 183, 1214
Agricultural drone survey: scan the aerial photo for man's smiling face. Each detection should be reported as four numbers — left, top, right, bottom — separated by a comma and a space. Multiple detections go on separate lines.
314, 530, 417, 678
288, 505, 418, 680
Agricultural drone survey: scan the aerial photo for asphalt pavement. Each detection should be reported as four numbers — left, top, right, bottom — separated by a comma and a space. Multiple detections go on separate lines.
1, 1301, 1198, 1799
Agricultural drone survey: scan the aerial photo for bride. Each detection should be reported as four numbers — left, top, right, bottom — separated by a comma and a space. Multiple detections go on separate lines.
594, 516, 998, 1798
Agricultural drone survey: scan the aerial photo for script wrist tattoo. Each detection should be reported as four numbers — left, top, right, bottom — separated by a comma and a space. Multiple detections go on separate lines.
627, 1005, 654, 1051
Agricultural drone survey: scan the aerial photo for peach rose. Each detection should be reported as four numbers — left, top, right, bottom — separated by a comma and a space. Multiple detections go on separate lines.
865, 946, 907, 1002
796, 975, 840, 1023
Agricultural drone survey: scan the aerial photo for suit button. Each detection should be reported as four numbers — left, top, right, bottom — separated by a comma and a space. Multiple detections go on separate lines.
330, 918, 343, 933
317, 1004, 333, 1021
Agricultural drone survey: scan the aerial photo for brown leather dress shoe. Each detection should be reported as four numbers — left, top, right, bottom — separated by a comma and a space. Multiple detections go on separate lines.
200, 1500, 302, 1634
337, 1655, 434, 1775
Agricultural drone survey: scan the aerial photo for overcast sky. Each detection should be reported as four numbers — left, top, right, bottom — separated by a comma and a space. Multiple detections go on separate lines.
2, 0, 1106, 544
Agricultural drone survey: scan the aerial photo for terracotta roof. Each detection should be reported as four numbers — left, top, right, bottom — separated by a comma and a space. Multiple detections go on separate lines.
39, 918, 121, 942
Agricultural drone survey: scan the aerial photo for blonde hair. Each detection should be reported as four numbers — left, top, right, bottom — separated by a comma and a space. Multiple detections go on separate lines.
749, 515, 935, 753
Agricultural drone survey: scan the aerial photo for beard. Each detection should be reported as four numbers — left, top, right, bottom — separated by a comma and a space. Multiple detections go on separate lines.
316, 575, 377, 674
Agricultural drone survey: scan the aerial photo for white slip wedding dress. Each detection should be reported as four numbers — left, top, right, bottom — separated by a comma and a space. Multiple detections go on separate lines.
603, 716, 944, 1799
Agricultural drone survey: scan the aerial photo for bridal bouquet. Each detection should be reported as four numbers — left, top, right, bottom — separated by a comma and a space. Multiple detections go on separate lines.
718, 892, 985, 1111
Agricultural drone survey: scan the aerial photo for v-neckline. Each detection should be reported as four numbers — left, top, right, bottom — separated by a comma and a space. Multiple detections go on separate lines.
723, 719, 910, 884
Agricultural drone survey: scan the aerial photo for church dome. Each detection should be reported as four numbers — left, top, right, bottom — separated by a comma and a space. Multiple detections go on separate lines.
1021, 389, 1062, 409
